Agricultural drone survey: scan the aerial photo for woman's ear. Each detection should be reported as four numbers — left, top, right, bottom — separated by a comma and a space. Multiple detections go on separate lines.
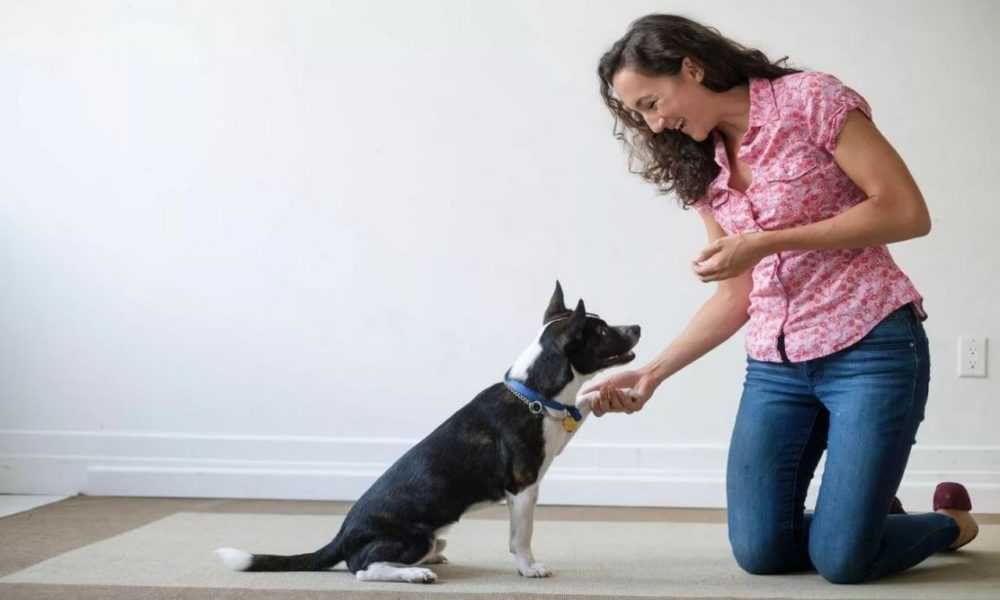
682, 57, 704, 82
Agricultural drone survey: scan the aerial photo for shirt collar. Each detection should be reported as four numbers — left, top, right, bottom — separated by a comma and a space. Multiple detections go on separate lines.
747, 76, 779, 128
707, 77, 780, 204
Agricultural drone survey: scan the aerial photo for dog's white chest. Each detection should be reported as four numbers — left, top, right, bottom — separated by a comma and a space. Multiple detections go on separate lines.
540, 417, 573, 466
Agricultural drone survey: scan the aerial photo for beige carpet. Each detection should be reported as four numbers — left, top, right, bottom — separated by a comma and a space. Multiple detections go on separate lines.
1, 511, 997, 599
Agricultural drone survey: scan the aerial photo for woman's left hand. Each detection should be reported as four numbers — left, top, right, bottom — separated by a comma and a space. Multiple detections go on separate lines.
692, 232, 770, 282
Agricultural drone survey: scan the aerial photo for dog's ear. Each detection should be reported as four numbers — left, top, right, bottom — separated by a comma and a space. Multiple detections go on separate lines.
544, 280, 568, 324
563, 298, 587, 338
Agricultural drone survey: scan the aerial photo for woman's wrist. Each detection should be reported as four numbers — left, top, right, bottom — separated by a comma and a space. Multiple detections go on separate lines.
638, 361, 668, 386
747, 230, 779, 258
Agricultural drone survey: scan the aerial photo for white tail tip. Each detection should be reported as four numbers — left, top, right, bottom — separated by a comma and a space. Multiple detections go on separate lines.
215, 547, 253, 571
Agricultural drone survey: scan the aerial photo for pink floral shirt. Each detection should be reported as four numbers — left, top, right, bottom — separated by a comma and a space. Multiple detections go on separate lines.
697, 71, 926, 363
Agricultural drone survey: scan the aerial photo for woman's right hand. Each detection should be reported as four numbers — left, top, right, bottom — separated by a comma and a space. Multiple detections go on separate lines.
580, 369, 658, 417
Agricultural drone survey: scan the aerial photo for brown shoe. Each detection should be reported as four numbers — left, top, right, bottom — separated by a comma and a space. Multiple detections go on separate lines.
933, 482, 972, 511
933, 482, 978, 550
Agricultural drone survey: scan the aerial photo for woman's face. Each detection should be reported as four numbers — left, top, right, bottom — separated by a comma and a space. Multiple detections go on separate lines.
611, 59, 711, 142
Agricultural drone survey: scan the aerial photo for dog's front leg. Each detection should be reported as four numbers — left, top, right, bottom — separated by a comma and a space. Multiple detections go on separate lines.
575, 392, 597, 422
576, 388, 637, 421
506, 484, 550, 577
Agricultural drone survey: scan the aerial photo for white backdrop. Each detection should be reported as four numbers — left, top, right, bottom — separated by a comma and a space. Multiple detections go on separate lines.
2, 0, 998, 509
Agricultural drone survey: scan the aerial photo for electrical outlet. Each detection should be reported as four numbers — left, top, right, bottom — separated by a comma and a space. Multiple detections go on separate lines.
958, 336, 988, 378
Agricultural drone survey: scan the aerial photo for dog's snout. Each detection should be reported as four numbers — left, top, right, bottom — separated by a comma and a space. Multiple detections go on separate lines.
614, 324, 641, 341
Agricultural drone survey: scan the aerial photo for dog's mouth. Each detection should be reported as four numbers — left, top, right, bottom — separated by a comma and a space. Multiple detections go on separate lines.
599, 350, 636, 368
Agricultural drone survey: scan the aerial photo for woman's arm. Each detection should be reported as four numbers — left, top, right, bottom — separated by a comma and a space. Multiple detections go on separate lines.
641, 209, 752, 385
588, 209, 751, 416
754, 109, 931, 254
693, 110, 931, 282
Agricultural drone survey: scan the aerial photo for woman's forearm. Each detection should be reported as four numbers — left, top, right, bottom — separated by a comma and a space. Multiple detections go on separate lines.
754, 194, 931, 255
640, 290, 749, 385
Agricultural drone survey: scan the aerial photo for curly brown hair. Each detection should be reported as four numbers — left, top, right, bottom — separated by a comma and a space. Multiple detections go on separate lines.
598, 14, 801, 208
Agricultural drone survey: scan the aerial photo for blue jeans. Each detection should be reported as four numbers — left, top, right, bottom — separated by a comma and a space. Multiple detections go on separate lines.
726, 304, 959, 584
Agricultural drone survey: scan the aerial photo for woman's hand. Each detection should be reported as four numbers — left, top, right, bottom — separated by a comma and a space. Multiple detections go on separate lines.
580, 369, 658, 417
692, 232, 770, 282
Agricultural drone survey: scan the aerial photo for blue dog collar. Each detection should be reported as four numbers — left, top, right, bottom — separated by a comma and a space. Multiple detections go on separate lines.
503, 376, 582, 422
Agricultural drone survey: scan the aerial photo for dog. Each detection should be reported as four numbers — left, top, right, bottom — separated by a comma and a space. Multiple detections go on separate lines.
216, 281, 640, 583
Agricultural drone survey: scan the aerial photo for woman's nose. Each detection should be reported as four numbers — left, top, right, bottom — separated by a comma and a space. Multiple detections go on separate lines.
647, 115, 665, 133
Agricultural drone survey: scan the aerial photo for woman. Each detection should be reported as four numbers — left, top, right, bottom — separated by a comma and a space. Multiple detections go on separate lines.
586, 14, 978, 584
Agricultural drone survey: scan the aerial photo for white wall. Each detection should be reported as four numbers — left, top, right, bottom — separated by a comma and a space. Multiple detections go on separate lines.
2, 0, 998, 510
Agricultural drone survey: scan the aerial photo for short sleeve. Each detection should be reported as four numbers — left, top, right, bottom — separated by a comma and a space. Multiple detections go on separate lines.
799, 72, 872, 154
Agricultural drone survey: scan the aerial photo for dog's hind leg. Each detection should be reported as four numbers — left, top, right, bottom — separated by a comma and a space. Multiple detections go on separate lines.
351, 538, 437, 583
355, 562, 437, 583
419, 538, 448, 564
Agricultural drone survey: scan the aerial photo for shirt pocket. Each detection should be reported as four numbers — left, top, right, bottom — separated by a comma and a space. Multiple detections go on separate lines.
752, 157, 825, 228
769, 155, 821, 181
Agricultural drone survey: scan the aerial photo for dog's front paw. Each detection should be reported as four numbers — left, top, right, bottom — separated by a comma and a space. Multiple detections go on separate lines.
518, 562, 551, 578
576, 391, 599, 408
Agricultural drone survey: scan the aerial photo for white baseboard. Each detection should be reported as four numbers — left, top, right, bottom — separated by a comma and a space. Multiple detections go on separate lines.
2, 430, 998, 511
0, 495, 68, 518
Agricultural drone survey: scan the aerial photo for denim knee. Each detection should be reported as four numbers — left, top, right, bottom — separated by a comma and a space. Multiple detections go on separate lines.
809, 540, 870, 584
730, 529, 797, 575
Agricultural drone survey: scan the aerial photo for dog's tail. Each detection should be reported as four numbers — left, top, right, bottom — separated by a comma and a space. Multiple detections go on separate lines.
216, 535, 345, 572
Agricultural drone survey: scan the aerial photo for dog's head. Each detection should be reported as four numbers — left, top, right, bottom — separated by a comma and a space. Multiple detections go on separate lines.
507, 281, 640, 400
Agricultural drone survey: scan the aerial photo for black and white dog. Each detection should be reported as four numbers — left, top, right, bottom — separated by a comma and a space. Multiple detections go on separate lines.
216, 282, 640, 583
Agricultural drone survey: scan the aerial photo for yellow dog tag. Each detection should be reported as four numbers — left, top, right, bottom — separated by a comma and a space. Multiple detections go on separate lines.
563, 417, 579, 432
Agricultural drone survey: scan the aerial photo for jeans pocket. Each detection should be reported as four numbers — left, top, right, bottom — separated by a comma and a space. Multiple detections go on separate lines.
853, 308, 917, 352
